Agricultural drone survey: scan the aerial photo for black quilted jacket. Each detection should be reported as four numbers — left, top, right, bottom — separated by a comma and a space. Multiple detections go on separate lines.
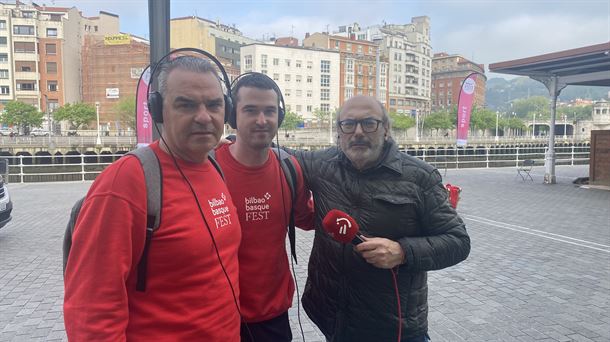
291, 140, 470, 342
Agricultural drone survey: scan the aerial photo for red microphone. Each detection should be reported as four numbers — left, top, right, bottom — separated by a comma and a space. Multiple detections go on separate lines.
322, 209, 365, 245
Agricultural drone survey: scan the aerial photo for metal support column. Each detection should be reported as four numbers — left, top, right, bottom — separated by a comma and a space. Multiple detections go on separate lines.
148, 0, 170, 140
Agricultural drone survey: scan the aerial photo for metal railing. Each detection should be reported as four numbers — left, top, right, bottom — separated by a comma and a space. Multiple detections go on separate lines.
0, 145, 590, 184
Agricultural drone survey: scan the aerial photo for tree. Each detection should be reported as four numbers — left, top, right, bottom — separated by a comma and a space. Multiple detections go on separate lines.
557, 105, 593, 121
281, 110, 302, 134
512, 96, 550, 118
53, 103, 96, 131
388, 111, 416, 139
0, 100, 43, 134
313, 108, 329, 128
470, 107, 497, 135
114, 95, 136, 130
423, 111, 453, 135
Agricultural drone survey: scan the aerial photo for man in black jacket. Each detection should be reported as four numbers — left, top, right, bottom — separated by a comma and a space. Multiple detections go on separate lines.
290, 96, 470, 342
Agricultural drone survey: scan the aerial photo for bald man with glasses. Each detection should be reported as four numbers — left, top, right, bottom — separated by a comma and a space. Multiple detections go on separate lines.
288, 96, 470, 342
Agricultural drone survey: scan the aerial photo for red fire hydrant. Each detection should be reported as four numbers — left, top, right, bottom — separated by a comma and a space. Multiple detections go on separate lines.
445, 184, 461, 209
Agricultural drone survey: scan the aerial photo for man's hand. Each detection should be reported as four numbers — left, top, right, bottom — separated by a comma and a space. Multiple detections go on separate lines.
355, 237, 405, 269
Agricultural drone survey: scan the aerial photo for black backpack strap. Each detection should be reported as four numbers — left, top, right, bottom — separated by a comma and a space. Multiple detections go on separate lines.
272, 148, 299, 264
207, 150, 224, 180
63, 197, 86, 274
127, 146, 162, 292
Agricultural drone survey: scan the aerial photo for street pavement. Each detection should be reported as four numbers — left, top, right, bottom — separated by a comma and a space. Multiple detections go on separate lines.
0, 164, 608, 341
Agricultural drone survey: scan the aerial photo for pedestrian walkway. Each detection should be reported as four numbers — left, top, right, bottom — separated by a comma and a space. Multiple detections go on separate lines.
0, 165, 608, 341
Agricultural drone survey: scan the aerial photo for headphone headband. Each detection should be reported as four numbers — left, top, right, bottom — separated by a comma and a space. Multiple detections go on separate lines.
147, 48, 233, 124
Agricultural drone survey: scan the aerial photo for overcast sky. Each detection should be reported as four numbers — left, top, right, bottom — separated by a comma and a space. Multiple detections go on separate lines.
52, 0, 609, 78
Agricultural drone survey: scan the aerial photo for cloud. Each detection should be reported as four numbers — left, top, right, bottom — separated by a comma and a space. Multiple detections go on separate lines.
435, 13, 609, 72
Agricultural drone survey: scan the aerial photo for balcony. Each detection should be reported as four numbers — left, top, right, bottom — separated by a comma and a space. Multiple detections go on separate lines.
13, 53, 38, 62
14, 71, 38, 80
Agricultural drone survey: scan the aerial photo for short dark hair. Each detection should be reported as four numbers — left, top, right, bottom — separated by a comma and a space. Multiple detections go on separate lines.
231, 73, 280, 107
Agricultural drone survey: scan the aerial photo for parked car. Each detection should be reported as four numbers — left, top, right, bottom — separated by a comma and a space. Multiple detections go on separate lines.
0, 128, 14, 136
0, 174, 12, 229
30, 129, 50, 137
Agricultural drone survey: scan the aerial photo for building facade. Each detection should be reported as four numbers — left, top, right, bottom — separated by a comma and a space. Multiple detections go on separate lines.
334, 17, 432, 115
303, 32, 389, 108
0, 2, 120, 132
431, 52, 486, 111
171, 16, 258, 69
240, 43, 340, 121
81, 34, 149, 132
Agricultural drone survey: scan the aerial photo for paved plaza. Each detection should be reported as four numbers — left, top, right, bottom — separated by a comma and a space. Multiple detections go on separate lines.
0, 164, 608, 341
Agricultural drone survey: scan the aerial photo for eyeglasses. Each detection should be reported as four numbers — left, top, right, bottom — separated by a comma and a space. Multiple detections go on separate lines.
338, 118, 384, 134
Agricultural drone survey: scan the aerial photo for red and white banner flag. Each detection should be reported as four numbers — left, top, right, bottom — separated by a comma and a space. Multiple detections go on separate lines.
456, 73, 478, 146
135, 66, 152, 148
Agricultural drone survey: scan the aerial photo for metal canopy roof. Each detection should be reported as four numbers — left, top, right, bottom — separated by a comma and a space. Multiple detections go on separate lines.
489, 42, 610, 86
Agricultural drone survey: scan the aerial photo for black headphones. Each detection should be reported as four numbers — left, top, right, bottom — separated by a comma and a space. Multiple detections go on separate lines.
227, 72, 286, 129
147, 47, 233, 124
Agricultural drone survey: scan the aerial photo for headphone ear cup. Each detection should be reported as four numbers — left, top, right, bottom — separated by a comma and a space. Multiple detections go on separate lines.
149, 92, 164, 123
225, 95, 236, 129
278, 108, 285, 127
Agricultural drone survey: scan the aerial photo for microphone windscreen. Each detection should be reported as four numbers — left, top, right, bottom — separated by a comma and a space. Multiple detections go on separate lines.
322, 209, 360, 243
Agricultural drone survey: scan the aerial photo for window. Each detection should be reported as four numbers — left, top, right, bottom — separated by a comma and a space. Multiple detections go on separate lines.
0, 20, 6, 30
46, 62, 57, 74
296, 60, 302, 68
285, 59, 291, 67
296, 90, 302, 97
334, 41, 339, 49
284, 74, 290, 82
244, 55, 252, 70
285, 89, 291, 97
0, 37, 5, 46
0, 86, 9, 94
307, 61, 313, 69
261, 70, 267, 75
321, 75, 330, 87
14, 42, 35, 53
47, 28, 57, 37
22, 11, 34, 18
13, 25, 35, 35
296, 75, 302, 83
261, 54, 267, 68
307, 105, 312, 112
0, 69, 7, 79
50, 14, 63, 21
357, 45, 363, 54
321, 60, 330, 73
346, 59, 354, 72
46, 43, 57, 55
369, 46, 373, 54
346, 43, 352, 51
321, 104, 330, 112
321, 89, 330, 101
307, 76, 312, 83
47, 99, 59, 112
47, 81, 58, 92
16, 81, 36, 91
307, 90, 312, 98
345, 88, 353, 99
346, 74, 353, 85
273, 73, 279, 81
273, 58, 279, 66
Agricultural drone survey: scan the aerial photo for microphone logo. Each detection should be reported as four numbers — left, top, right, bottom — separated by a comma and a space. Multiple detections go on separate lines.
336, 217, 352, 235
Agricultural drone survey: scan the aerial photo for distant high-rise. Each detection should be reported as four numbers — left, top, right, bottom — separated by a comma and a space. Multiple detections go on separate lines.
334, 17, 432, 115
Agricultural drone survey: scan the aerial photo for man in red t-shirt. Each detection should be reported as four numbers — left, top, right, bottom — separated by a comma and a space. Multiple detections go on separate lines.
215, 72, 314, 341
64, 56, 242, 341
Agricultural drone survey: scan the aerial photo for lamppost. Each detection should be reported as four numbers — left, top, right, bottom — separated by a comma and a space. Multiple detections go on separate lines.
415, 109, 420, 143
95, 102, 101, 145
563, 114, 567, 139
495, 110, 500, 142
532, 113, 536, 138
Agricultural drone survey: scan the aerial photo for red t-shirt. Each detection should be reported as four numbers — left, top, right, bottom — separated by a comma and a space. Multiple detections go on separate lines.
215, 143, 314, 323
64, 141, 242, 341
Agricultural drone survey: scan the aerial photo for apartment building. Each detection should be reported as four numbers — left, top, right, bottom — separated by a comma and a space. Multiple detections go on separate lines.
303, 32, 389, 108
240, 43, 340, 120
431, 52, 486, 111
0, 2, 119, 132
171, 16, 258, 75
82, 34, 149, 131
334, 17, 432, 115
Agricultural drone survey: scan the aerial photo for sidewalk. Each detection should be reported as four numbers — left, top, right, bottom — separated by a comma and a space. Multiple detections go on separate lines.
0, 165, 608, 341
